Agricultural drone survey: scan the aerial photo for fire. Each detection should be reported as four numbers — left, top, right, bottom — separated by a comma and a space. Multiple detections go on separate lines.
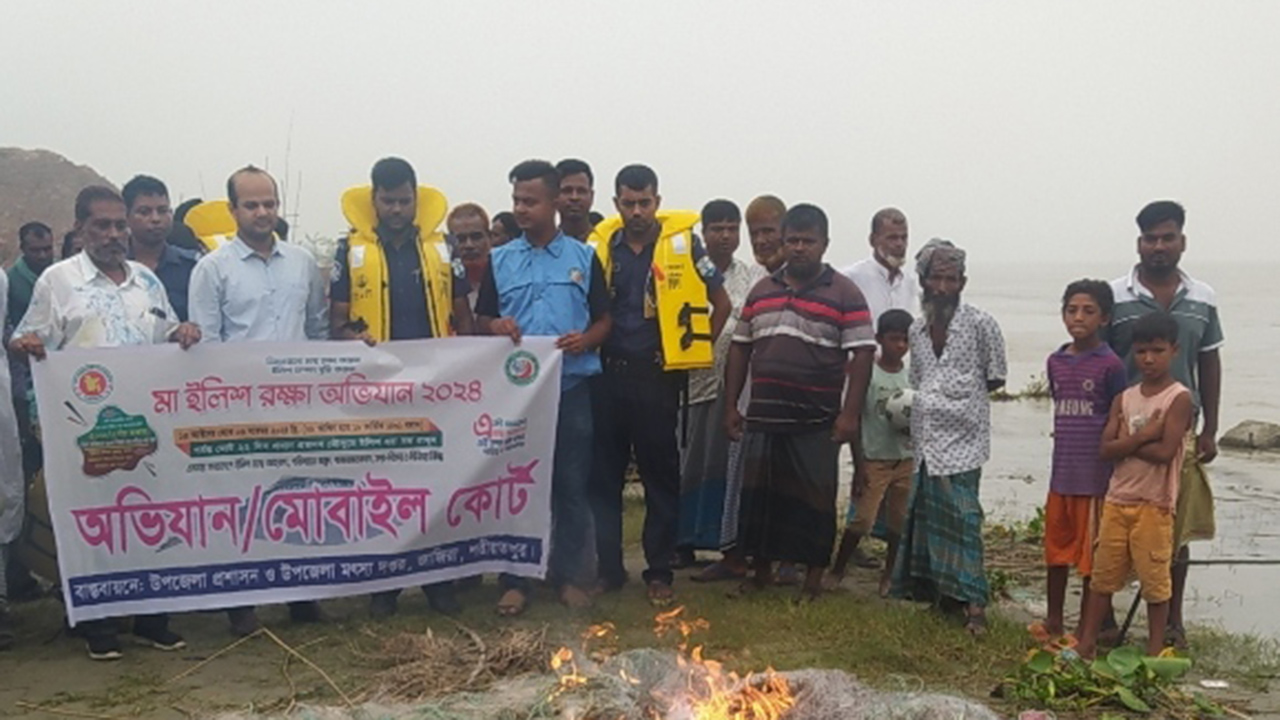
658, 606, 795, 720
549, 646, 588, 697
548, 607, 795, 719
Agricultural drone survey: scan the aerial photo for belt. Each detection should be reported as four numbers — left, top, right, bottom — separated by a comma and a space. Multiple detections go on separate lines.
602, 354, 663, 373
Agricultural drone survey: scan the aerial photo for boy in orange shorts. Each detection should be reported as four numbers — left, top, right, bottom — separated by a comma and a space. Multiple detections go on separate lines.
1037, 280, 1127, 640
1078, 311, 1191, 659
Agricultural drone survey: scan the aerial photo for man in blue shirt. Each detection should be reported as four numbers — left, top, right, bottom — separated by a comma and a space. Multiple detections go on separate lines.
476, 160, 612, 614
124, 175, 200, 322
188, 166, 328, 636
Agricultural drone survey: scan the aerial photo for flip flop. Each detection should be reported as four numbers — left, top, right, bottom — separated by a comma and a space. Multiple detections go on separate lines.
775, 564, 801, 586
966, 612, 988, 637
647, 580, 675, 607
691, 561, 746, 583
496, 588, 528, 617
559, 585, 593, 610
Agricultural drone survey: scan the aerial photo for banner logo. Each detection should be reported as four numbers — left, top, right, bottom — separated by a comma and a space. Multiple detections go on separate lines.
72, 365, 114, 404
504, 350, 539, 386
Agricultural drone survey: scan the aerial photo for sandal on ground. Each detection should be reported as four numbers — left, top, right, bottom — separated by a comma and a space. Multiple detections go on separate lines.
775, 564, 801, 586
1027, 621, 1057, 643
559, 585, 593, 610
1165, 623, 1188, 650
496, 588, 528, 617
691, 561, 746, 583
646, 580, 675, 607
965, 611, 988, 637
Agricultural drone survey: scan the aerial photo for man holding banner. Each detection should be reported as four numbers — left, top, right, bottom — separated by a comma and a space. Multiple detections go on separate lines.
476, 160, 612, 614
188, 166, 330, 635
329, 157, 474, 618
11, 185, 201, 660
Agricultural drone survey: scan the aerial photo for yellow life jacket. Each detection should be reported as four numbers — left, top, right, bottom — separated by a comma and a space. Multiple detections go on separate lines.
183, 200, 238, 253
588, 210, 714, 371
340, 185, 454, 341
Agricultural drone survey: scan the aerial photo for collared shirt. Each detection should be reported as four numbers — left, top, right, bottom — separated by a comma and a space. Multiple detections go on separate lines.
602, 230, 725, 361
475, 232, 610, 390
688, 258, 767, 403
840, 255, 918, 326
16, 252, 178, 350
909, 303, 1007, 476
7, 257, 41, 329
189, 236, 329, 343
129, 243, 200, 322
1106, 266, 1224, 414
1047, 342, 1128, 496
330, 232, 470, 340
734, 265, 875, 432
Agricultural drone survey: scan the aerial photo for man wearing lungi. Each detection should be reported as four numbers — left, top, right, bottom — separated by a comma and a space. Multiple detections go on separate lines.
891, 238, 1007, 635
724, 203, 876, 601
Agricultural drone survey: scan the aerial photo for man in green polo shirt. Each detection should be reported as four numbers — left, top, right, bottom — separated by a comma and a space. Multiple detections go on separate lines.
1105, 200, 1223, 649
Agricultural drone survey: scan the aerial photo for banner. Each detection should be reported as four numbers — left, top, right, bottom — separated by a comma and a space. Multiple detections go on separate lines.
32, 338, 561, 625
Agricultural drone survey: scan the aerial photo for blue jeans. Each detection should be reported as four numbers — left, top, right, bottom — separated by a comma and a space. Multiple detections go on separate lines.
503, 380, 595, 590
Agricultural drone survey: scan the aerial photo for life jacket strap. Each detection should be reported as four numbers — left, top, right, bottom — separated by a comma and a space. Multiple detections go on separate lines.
677, 302, 712, 350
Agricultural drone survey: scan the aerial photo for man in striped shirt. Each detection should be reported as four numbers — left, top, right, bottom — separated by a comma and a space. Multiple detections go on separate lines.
724, 204, 876, 601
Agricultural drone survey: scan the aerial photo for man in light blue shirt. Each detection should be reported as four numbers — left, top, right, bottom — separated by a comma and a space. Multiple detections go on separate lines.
187, 166, 328, 636
476, 160, 612, 614
188, 167, 328, 343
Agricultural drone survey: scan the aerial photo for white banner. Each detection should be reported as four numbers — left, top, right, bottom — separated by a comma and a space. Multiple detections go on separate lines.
32, 337, 561, 625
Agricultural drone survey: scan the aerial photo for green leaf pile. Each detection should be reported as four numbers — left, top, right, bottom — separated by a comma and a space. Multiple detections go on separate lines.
996, 646, 1227, 718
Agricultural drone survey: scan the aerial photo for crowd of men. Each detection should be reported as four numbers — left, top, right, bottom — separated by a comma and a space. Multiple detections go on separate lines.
0, 157, 1221, 662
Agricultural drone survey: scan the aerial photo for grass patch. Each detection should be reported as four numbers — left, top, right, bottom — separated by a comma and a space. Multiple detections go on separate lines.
1187, 627, 1280, 692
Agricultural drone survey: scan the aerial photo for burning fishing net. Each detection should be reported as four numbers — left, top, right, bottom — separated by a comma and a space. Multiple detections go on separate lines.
216, 608, 1000, 720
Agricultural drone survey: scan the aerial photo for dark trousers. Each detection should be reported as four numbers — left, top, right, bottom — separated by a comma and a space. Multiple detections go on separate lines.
590, 360, 682, 586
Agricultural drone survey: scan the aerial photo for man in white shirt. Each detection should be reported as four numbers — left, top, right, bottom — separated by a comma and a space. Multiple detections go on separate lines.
188, 166, 328, 635
841, 208, 918, 324
11, 186, 201, 660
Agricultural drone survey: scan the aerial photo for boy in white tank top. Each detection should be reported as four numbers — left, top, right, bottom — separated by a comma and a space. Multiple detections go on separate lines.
1077, 312, 1192, 659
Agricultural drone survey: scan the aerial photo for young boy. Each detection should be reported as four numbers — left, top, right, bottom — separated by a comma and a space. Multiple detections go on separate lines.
829, 309, 914, 597
1037, 280, 1128, 640
1077, 312, 1191, 658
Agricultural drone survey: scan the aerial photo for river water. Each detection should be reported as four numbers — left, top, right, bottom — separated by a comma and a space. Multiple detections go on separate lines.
964, 260, 1280, 637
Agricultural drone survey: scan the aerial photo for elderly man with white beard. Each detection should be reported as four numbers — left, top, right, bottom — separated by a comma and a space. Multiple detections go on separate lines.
840, 207, 918, 324
890, 238, 1006, 636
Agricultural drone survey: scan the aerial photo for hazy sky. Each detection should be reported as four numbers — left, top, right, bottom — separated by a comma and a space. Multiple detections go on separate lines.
4, 1, 1278, 268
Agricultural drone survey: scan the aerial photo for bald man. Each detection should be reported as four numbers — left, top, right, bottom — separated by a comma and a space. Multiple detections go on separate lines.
745, 196, 785, 273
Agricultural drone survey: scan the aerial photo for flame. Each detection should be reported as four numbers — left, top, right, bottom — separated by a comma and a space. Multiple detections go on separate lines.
549, 646, 589, 697
658, 607, 795, 720
548, 606, 795, 719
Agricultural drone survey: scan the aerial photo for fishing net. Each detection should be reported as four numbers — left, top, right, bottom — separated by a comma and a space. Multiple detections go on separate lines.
215, 647, 999, 720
